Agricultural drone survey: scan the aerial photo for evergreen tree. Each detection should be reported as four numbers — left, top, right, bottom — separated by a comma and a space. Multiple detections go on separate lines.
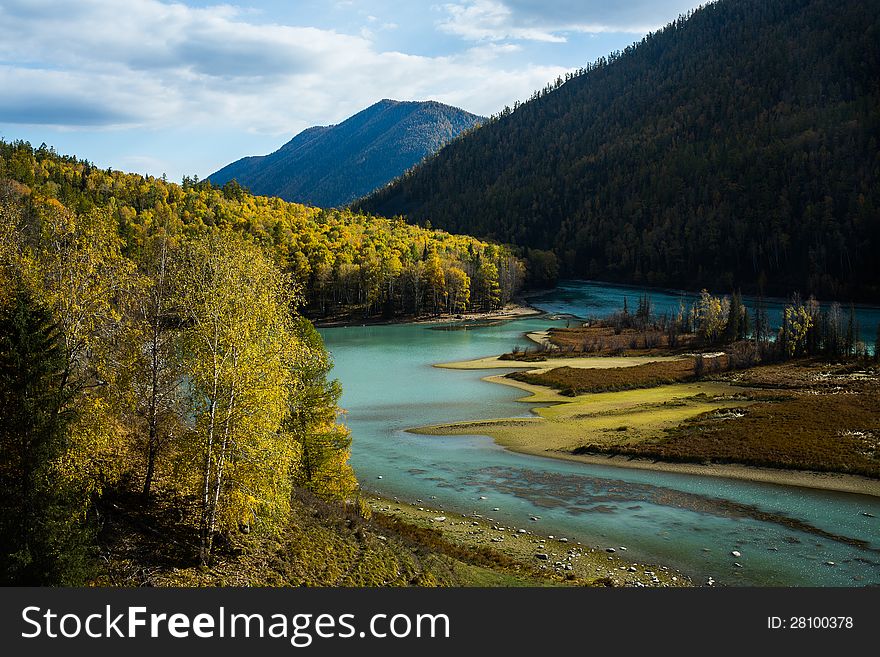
0, 288, 91, 584
845, 304, 856, 356
875, 322, 880, 362
724, 291, 744, 342
286, 317, 356, 500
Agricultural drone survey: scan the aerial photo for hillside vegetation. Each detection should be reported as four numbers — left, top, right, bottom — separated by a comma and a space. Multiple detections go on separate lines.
358, 0, 880, 301
0, 140, 520, 585
2, 141, 523, 322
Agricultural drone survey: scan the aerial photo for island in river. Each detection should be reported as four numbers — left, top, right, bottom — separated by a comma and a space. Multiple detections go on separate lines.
417, 352, 880, 498
410, 284, 880, 497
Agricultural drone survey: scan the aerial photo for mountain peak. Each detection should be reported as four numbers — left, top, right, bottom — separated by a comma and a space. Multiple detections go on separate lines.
209, 101, 483, 207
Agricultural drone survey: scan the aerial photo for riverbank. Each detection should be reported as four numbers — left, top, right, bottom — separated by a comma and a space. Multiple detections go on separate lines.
313, 299, 541, 328
364, 495, 690, 587
417, 355, 880, 498
437, 353, 683, 372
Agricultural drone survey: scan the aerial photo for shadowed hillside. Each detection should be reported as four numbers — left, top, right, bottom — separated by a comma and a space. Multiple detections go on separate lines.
357, 0, 880, 302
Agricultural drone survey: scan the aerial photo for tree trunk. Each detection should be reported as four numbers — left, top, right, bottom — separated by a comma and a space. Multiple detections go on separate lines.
143, 318, 160, 498
199, 351, 220, 567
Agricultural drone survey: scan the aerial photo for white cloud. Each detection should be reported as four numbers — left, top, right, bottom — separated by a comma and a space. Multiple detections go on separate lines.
0, 0, 571, 134
437, 0, 696, 42
438, 0, 567, 42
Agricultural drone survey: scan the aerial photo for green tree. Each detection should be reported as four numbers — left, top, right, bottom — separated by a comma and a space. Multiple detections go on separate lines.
724, 291, 746, 342
0, 288, 91, 584
875, 322, 880, 362
286, 317, 356, 500
176, 231, 299, 564
475, 257, 501, 310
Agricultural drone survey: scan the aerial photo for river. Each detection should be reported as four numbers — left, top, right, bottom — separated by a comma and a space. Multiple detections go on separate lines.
319, 280, 880, 586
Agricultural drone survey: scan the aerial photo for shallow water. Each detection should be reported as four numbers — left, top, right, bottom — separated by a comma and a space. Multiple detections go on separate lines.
320, 281, 880, 586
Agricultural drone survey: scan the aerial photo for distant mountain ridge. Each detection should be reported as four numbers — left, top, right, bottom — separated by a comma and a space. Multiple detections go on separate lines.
356, 0, 880, 301
208, 99, 483, 208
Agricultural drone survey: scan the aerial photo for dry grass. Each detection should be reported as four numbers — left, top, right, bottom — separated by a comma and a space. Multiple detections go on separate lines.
507, 358, 704, 396
576, 365, 880, 478
547, 325, 700, 355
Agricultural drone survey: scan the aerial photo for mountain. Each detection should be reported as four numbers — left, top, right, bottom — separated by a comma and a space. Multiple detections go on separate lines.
356, 0, 880, 301
208, 99, 483, 208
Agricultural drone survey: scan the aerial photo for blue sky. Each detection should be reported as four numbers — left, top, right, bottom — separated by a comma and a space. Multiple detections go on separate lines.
0, 0, 703, 181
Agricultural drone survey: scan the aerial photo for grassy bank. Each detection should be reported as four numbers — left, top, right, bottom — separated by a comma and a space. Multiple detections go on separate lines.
508, 358, 701, 395
414, 379, 753, 457
582, 362, 880, 479
419, 352, 880, 496
93, 482, 688, 587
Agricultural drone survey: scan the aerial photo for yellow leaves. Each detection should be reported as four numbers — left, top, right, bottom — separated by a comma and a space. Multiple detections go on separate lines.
45, 197, 68, 214
177, 230, 307, 538
445, 265, 471, 312
425, 254, 447, 302
696, 289, 730, 343
0, 142, 523, 558
784, 303, 813, 356
22, 204, 136, 370
0, 203, 22, 304
220, 431, 298, 533
304, 437, 358, 502
54, 396, 126, 511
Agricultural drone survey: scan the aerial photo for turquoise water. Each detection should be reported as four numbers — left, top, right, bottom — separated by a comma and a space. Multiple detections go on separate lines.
319, 281, 880, 586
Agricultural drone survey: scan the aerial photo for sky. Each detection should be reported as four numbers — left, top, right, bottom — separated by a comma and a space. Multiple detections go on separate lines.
0, 0, 704, 181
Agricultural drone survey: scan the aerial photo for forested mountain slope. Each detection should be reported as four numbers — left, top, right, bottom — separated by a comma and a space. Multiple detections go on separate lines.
2, 141, 522, 321
357, 0, 880, 301
209, 99, 483, 208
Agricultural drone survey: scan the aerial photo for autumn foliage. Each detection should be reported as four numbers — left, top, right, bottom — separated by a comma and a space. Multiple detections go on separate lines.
0, 142, 382, 580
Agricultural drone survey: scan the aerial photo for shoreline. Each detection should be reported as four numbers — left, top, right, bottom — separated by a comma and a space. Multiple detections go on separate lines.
503, 444, 880, 498
414, 415, 880, 498
436, 353, 683, 372
363, 494, 691, 587
313, 298, 542, 328
417, 357, 880, 499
